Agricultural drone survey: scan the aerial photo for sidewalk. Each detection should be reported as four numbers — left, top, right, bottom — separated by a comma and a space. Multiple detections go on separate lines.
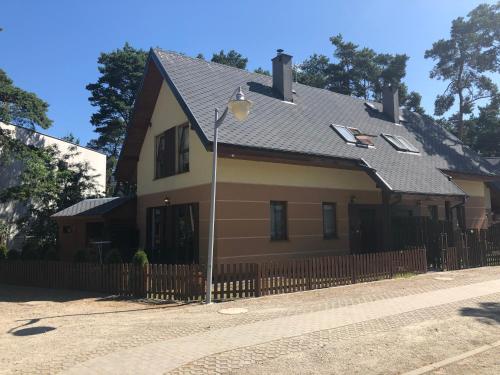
62, 278, 500, 374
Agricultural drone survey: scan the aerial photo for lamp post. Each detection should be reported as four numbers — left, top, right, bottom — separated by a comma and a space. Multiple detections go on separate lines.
206, 86, 252, 304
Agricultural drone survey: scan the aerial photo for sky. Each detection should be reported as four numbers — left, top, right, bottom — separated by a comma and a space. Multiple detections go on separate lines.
1, 0, 496, 146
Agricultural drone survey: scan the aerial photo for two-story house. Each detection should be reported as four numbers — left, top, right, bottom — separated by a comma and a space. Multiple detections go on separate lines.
106, 48, 497, 265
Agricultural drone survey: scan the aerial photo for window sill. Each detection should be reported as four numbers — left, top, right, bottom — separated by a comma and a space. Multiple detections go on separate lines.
323, 235, 339, 240
270, 238, 289, 242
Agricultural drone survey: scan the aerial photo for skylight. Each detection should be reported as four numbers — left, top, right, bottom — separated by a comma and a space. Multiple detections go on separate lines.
382, 134, 419, 153
331, 124, 375, 147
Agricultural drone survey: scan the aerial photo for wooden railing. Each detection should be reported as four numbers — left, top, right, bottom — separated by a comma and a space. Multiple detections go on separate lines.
0, 247, 427, 301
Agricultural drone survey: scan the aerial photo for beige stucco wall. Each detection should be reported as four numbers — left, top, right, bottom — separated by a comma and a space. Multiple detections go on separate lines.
454, 178, 489, 228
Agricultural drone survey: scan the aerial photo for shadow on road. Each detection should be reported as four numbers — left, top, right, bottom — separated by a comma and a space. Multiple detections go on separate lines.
11, 326, 56, 336
460, 302, 500, 325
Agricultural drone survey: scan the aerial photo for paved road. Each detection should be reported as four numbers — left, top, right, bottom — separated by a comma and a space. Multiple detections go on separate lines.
2, 267, 500, 374
63, 272, 500, 375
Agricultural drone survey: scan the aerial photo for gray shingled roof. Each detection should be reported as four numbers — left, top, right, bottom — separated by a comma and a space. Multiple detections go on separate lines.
52, 197, 130, 217
147, 49, 497, 196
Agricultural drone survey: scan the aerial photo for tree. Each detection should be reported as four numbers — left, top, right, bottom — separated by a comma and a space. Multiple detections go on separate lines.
425, 3, 500, 140
0, 131, 100, 254
464, 95, 500, 156
0, 69, 52, 129
296, 35, 424, 113
254, 67, 270, 76
196, 53, 205, 60
211, 49, 248, 69
61, 133, 80, 145
86, 43, 147, 193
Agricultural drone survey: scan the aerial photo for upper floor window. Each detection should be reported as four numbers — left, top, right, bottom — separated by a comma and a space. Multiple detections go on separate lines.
331, 124, 375, 147
270, 201, 287, 241
177, 124, 189, 173
155, 124, 189, 179
382, 134, 419, 153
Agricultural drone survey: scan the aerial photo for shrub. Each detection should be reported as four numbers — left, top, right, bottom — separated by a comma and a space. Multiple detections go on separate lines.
44, 249, 59, 261
7, 250, 20, 260
73, 249, 88, 263
0, 244, 7, 261
104, 249, 122, 264
132, 249, 149, 266
21, 241, 40, 260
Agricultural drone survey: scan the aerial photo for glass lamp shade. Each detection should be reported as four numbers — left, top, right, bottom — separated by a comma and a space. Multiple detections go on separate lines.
228, 99, 252, 121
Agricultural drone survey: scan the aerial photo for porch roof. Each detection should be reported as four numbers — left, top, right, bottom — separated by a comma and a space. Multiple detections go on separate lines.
51, 197, 132, 218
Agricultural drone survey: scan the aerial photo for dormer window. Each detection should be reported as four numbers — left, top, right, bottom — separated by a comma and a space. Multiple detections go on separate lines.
382, 134, 419, 153
331, 124, 375, 147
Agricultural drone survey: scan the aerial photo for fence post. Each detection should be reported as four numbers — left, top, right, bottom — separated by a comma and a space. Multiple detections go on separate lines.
255, 263, 261, 297
351, 255, 356, 284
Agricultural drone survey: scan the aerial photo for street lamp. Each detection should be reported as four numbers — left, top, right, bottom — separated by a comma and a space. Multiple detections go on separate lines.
206, 86, 252, 304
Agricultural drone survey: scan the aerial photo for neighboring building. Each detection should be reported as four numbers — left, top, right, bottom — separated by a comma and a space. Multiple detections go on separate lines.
109, 48, 498, 265
0, 122, 107, 249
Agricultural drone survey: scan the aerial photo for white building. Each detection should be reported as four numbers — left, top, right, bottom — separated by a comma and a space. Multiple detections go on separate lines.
0, 122, 107, 249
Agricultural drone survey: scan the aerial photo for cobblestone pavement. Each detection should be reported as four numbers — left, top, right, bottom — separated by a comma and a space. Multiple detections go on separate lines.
1, 267, 500, 375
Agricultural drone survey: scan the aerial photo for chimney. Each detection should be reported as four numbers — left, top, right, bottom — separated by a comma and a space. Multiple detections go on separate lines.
382, 84, 400, 123
272, 49, 293, 102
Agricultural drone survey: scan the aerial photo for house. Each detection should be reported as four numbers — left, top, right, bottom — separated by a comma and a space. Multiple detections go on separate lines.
111, 48, 497, 265
0, 122, 107, 249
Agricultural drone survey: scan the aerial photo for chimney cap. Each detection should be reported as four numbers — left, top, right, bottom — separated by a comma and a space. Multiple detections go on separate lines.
276, 48, 284, 55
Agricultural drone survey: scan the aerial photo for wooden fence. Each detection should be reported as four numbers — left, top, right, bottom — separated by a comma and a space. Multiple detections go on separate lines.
0, 247, 426, 301
441, 225, 500, 271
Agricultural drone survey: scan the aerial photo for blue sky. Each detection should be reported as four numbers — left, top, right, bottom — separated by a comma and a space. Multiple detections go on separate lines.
1, 0, 495, 145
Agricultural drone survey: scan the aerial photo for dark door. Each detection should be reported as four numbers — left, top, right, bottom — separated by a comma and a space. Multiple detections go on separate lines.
147, 203, 199, 264
349, 205, 381, 253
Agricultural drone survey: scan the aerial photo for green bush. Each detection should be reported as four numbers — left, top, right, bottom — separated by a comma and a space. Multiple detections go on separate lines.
21, 241, 40, 260
104, 249, 122, 264
73, 249, 88, 263
0, 244, 7, 260
7, 250, 20, 260
44, 249, 59, 261
132, 249, 149, 266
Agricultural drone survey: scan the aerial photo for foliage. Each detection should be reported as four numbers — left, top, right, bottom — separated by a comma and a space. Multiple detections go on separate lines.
196, 53, 205, 60
7, 250, 20, 261
0, 127, 101, 252
86, 43, 147, 193
61, 133, 80, 145
74, 249, 88, 263
296, 34, 424, 113
253, 67, 270, 76
0, 69, 52, 129
21, 241, 39, 260
43, 248, 59, 261
105, 248, 123, 264
132, 249, 149, 266
463, 95, 500, 156
0, 243, 7, 260
211, 49, 248, 69
425, 3, 499, 139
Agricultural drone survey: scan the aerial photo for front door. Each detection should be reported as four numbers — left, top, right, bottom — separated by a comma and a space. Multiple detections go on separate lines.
147, 203, 199, 264
349, 205, 382, 253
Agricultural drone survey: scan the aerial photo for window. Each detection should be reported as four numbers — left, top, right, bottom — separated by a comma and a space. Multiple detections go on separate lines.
177, 125, 189, 173
382, 134, 419, 153
154, 124, 189, 179
428, 205, 438, 221
331, 124, 375, 147
270, 201, 287, 240
322, 203, 337, 239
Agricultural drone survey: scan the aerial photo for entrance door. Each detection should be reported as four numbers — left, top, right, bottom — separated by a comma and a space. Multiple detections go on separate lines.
349, 205, 381, 253
147, 203, 199, 264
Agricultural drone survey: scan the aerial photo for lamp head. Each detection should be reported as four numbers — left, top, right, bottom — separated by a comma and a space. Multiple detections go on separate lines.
228, 86, 252, 121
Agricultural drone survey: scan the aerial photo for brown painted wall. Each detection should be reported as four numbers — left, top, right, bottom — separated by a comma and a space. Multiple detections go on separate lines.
137, 182, 381, 263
